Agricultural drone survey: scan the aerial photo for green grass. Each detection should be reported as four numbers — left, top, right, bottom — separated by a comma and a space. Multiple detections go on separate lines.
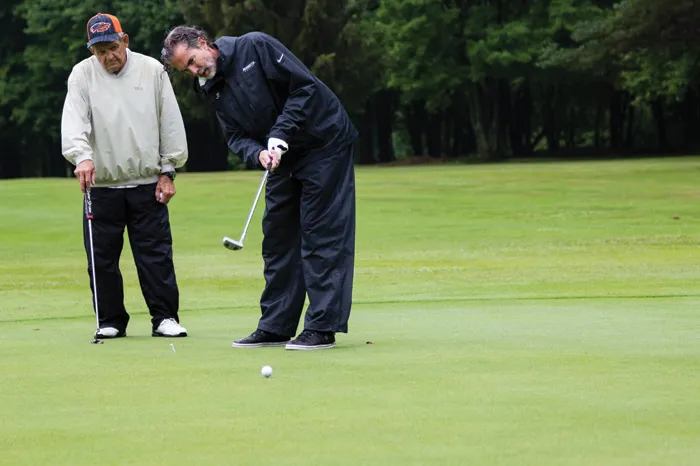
1, 157, 699, 465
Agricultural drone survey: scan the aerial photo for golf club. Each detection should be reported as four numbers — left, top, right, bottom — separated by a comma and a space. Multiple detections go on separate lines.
85, 188, 104, 345
223, 162, 272, 251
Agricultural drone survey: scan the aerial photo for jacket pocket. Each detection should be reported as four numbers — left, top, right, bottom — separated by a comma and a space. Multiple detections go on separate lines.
237, 69, 278, 127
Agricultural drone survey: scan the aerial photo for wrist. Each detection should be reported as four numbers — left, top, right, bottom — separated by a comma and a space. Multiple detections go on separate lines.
76, 156, 94, 166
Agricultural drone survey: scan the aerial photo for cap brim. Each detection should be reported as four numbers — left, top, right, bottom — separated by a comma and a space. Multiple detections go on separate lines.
86, 33, 120, 48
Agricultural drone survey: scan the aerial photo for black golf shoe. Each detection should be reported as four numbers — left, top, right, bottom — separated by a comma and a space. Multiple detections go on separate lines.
285, 330, 336, 350
232, 329, 290, 348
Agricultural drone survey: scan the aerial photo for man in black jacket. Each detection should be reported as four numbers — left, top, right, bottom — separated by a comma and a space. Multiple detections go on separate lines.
162, 26, 357, 350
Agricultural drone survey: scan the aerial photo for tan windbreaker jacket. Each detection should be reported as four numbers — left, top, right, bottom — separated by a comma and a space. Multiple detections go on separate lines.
61, 49, 188, 187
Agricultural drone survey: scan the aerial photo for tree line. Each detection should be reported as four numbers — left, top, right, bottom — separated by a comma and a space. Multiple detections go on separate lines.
1, 0, 698, 178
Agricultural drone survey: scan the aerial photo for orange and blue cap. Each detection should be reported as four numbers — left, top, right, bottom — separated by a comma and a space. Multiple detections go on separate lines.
86, 13, 123, 48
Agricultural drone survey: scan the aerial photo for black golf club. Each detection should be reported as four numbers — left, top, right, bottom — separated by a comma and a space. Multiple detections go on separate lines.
85, 188, 104, 345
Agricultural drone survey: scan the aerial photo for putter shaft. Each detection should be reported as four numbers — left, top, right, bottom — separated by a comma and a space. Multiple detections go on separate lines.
223, 167, 269, 251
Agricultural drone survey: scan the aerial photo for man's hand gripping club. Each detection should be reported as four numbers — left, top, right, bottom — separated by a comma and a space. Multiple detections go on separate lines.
258, 137, 288, 172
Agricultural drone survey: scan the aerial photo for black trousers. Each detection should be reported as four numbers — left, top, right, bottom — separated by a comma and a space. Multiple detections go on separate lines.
83, 184, 179, 332
258, 143, 356, 336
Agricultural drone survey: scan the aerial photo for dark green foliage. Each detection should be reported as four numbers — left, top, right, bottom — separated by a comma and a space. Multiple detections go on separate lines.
1, 0, 699, 177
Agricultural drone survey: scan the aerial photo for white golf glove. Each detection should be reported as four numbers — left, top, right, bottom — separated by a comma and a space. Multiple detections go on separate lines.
268, 138, 289, 156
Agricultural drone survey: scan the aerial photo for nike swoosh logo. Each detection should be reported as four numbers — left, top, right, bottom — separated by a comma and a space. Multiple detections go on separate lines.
277, 54, 284, 63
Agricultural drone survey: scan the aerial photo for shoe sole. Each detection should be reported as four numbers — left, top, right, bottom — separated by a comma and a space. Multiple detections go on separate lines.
152, 332, 188, 338
94, 332, 126, 339
232, 341, 289, 348
285, 343, 336, 351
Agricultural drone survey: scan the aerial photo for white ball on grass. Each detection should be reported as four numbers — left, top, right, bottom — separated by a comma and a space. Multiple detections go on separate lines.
261, 365, 273, 378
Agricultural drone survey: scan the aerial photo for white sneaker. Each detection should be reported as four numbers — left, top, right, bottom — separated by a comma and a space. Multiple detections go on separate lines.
152, 318, 187, 337
94, 327, 124, 339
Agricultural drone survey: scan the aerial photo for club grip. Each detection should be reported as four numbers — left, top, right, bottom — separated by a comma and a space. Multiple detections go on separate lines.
84, 189, 93, 220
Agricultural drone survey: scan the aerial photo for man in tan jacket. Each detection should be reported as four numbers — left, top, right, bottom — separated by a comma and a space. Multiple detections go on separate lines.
61, 13, 189, 339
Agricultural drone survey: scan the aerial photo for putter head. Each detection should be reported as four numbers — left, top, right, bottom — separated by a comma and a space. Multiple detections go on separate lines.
223, 236, 244, 251
90, 339, 104, 345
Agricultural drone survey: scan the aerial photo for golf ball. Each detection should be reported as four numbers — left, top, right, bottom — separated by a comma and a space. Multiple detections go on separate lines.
261, 365, 273, 378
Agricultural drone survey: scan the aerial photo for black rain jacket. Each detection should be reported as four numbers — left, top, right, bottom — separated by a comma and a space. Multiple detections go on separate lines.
196, 32, 358, 170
